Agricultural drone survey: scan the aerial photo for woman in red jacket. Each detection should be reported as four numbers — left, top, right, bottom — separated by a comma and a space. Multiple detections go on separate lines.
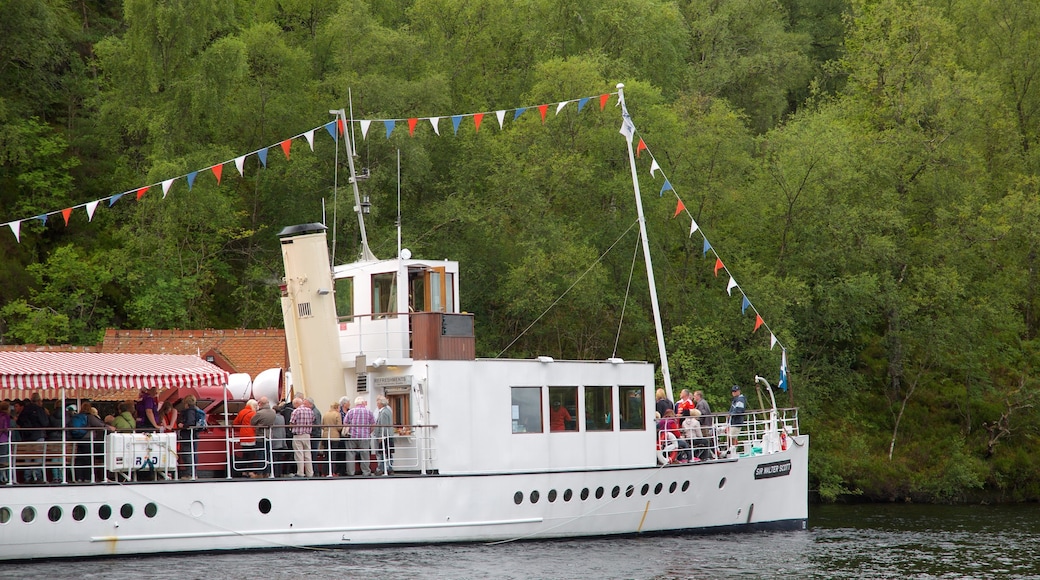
233, 399, 258, 477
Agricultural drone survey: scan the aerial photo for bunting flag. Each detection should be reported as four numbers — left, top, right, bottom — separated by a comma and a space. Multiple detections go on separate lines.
135, 186, 149, 201
636, 139, 647, 158
384, 120, 396, 139
452, 115, 463, 135
702, 238, 712, 257
659, 180, 673, 197
514, 107, 526, 120
8, 221, 20, 242
280, 138, 293, 159
650, 159, 660, 178
556, 101, 568, 115
770, 333, 777, 350
161, 179, 174, 198
778, 349, 789, 391
257, 148, 268, 167
496, 110, 506, 129
741, 296, 750, 315
689, 218, 699, 237
408, 118, 418, 136
187, 171, 198, 190
304, 129, 315, 151
714, 258, 724, 277
538, 104, 549, 122
360, 120, 372, 139
673, 199, 685, 218
753, 314, 764, 333
325, 121, 338, 140
599, 93, 610, 110
109, 193, 125, 206
211, 164, 223, 184
430, 117, 441, 135
234, 155, 247, 177
578, 97, 589, 112
473, 112, 484, 132
726, 276, 738, 296
85, 200, 99, 221
61, 208, 72, 226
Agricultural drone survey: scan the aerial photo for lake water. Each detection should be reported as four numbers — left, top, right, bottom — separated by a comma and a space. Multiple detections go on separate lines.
7, 504, 1040, 578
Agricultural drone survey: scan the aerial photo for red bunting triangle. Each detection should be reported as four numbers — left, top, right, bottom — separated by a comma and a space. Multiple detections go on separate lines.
337, 118, 345, 136
673, 199, 685, 218
636, 139, 647, 158
61, 208, 73, 226
753, 314, 764, 333
714, 258, 724, 277
473, 113, 484, 132
212, 164, 223, 184
136, 186, 150, 200
600, 94, 610, 110
408, 118, 418, 136
538, 104, 549, 123
280, 139, 292, 159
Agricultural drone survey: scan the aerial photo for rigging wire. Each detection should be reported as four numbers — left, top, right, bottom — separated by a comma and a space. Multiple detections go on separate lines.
612, 227, 642, 359
495, 220, 639, 359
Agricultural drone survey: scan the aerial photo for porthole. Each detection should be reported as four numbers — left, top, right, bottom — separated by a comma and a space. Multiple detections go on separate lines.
145, 503, 159, 518
99, 505, 112, 520
0, 507, 10, 524
595, 487, 604, 499
258, 499, 271, 515
640, 484, 649, 496
548, 489, 558, 503
654, 483, 663, 495
563, 489, 573, 502
72, 505, 86, 521
120, 504, 134, 519
580, 488, 590, 501
530, 490, 540, 504
48, 506, 62, 522
21, 506, 35, 523
611, 486, 620, 498
625, 485, 634, 497
513, 491, 523, 505
719, 477, 727, 489
682, 481, 690, 492
669, 482, 677, 494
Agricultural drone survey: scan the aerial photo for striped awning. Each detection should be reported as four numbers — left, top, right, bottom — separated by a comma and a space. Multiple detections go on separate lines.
0, 352, 228, 400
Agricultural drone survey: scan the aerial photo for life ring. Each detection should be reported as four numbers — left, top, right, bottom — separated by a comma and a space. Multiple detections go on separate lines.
657, 431, 678, 464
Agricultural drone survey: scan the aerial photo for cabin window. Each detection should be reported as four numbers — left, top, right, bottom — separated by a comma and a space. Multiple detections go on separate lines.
619, 386, 645, 430
584, 386, 613, 431
335, 277, 353, 321
548, 387, 578, 432
511, 387, 542, 433
388, 393, 410, 435
372, 272, 397, 319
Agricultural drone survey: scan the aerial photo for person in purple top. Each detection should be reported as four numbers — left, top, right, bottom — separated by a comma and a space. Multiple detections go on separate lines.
289, 397, 315, 477
343, 396, 375, 476
136, 387, 160, 431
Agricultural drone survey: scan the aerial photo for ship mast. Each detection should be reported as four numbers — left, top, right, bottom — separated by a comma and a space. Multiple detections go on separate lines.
616, 83, 673, 394
332, 109, 377, 261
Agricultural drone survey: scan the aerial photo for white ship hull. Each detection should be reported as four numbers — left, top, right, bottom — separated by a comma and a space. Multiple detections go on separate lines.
0, 437, 806, 560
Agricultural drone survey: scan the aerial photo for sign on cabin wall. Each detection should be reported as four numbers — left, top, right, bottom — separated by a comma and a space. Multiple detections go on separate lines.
374, 375, 413, 389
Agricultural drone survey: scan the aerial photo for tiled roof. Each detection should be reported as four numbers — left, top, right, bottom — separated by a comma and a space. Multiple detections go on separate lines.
102, 329, 287, 380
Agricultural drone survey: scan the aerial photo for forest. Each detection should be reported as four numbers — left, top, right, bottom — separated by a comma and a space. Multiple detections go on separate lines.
2, 0, 1040, 503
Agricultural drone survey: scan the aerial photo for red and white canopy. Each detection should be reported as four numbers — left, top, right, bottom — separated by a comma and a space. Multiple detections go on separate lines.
0, 352, 229, 400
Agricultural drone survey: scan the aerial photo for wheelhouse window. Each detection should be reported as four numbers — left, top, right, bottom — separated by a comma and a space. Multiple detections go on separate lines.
335, 277, 353, 321
620, 386, 645, 431
372, 272, 397, 319
548, 386, 578, 432
511, 387, 542, 433
585, 386, 613, 431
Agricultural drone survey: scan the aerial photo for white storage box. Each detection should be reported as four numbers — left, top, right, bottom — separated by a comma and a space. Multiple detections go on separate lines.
105, 433, 178, 472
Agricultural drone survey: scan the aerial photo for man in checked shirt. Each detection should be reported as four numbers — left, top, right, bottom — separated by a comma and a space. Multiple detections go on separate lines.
343, 396, 375, 476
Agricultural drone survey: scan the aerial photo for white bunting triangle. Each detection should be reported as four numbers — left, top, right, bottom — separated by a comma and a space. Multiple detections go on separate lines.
770, 333, 777, 350
689, 218, 699, 237
556, 101, 569, 115
161, 179, 174, 199
429, 117, 441, 136
726, 276, 738, 296
360, 120, 372, 140
650, 159, 660, 177
234, 155, 246, 177
496, 110, 506, 129
304, 129, 315, 151
86, 200, 99, 221
8, 221, 20, 243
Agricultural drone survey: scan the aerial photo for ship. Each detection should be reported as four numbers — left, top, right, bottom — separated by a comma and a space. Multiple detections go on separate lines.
0, 84, 807, 561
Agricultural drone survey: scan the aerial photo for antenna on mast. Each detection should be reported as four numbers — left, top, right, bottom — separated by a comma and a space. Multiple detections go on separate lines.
330, 108, 376, 261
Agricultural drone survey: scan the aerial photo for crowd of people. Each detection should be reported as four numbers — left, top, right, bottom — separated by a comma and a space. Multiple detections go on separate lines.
0, 389, 400, 484
654, 386, 749, 463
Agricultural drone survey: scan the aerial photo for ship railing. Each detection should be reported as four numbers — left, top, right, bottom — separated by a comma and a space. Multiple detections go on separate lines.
1, 423, 439, 484
660, 408, 799, 463
337, 312, 413, 360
